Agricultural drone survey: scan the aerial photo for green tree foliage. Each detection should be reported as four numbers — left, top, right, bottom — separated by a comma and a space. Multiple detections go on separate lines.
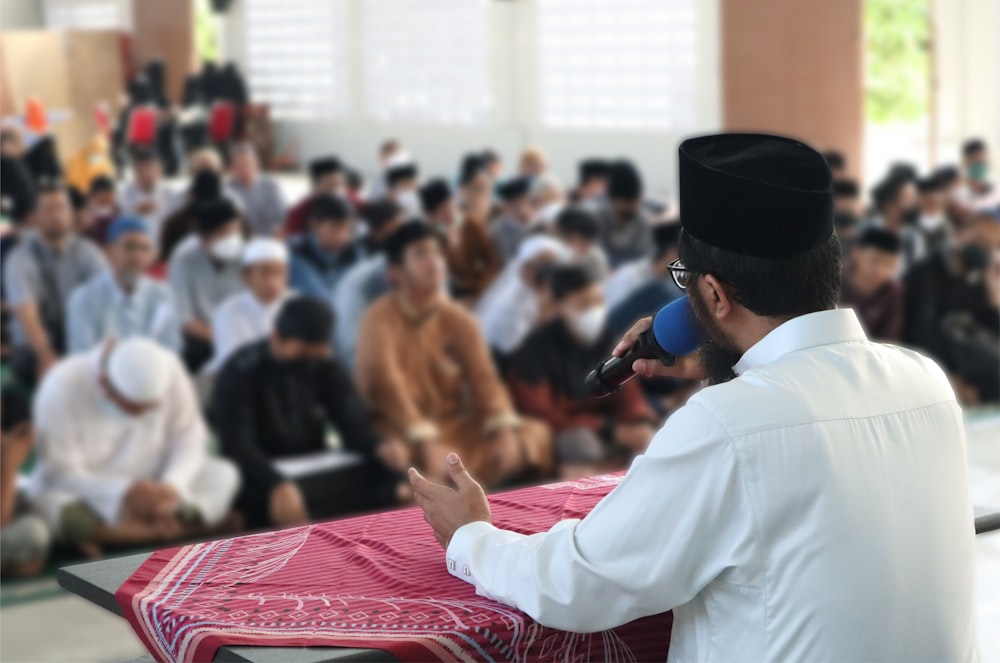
865, 0, 930, 123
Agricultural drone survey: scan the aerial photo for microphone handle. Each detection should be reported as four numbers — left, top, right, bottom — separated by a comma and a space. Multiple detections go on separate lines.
588, 329, 678, 398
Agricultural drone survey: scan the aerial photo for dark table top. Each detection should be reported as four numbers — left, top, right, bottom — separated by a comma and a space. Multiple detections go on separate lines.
55, 553, 396, 663
57, 507, 1000, 662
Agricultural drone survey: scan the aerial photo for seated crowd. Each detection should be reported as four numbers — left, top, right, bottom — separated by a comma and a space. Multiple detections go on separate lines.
0, 130, 997, 577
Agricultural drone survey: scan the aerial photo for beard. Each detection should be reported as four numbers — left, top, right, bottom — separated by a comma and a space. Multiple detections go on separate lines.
687, 287, 741, 385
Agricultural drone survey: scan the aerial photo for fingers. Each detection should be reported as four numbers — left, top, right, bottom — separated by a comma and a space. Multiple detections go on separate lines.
612, 317, 653, 357
408, 467, 449, 499
446, 453, 480, 491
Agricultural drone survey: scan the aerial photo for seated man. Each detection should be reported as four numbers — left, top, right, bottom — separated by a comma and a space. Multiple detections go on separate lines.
118, 148, 173, 240
227, 142, 286, 236
27, 337, 239, 556
508, 265, 656, 478
288, 194, 364, 299
554, 206, 609, 277
67, 217, 180, 353
916, 174, 950, 254
357, 222, 551, 486
572, 158, 609, 206
385, 159, 421, 216
4, 181, 107, 380
1, 382, 51, 577
490, 176, 535, 263
212, 297, 405, 528
332, 199, 406, 365
284, 156, 348, 237
607, 222, 683, 337
168, 197, 245, 371
477, 235, 569, 359
595, 160, 654, 268
419, 178, 501, 302
207, 237, 292, 372
82, 174, 120, 245
840, 228, 905, 342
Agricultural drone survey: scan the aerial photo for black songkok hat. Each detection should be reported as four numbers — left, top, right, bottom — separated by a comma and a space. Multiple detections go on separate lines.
497, 176, 531, 202
23, 135, 62, 182
419, 179, 452, 215
193, 197, 239, 236
275, 296, 335, 343
607, 159, 643, 201
309, 156, 342, 181
386, 162, 418, 186
855, 227, 902, 254
678, 133, 833, 259
832, 179, 860, 198
579, 159, 610, 184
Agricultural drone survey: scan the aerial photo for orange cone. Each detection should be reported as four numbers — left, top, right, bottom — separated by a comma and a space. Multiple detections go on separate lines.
25, 97, 48, 134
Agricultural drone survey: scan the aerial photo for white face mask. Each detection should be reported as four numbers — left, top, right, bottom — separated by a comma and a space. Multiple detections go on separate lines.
210, 233, 244, 261
397, 190, 421, 215
567, 305, 607, 345
532, 201, 563, 227
919, 213, 945, 232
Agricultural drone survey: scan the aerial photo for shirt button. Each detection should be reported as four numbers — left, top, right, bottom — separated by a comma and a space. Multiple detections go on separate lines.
463, 565, 471, 577
447, 559, 456, 571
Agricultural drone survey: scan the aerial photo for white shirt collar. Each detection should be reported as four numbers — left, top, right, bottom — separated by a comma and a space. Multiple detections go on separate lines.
103, 270, 148, 306
733, 308, 867, 375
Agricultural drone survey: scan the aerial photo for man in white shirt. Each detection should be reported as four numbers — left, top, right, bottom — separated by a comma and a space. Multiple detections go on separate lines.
27, 337, 239, 556
117, 149, 173, 240
206, 237, 292, 373
409, 134, 977, 662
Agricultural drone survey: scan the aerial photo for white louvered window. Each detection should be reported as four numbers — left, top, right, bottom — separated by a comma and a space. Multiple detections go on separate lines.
537, 0, 698, 130
362, 0, 491, 125
245, 0, 350, 120
43, 0, 128, 30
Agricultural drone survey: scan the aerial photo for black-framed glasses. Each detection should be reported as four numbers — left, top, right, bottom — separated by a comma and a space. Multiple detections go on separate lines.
668, 258, 697, 290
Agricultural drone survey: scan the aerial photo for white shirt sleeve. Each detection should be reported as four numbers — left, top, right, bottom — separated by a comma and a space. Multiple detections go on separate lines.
445, 401, 757, 633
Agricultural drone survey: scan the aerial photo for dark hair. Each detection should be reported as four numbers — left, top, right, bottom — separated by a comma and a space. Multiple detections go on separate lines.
309, 194, 352, 224
872, 175, 909, 211
89, 175, 115, 195
480, 149, 500, 167
607, 159, 642, 201
346, 168, 363, 192
855, 228, 902, 255
555, 207, 600, 241
384, 220, 442, 266
962, 138, 987, 157
275, 296, 334, 343
361, 198, 402, 232
550, 264, 597, 301
679, 230, 842, 318
130, 148, 159, 165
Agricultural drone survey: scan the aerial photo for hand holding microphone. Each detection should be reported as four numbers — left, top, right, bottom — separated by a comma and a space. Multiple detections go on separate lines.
586, 297, 705, 398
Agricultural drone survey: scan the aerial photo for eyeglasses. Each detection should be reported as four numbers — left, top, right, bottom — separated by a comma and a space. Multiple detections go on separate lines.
668, 258, 697, 290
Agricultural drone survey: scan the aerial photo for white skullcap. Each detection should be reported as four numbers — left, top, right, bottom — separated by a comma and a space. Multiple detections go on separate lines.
242, 237, 289, 266
515, 235, 570, 266
106, 337, 172, 403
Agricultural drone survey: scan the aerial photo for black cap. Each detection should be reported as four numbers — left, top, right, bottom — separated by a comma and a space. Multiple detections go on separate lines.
193, 197, 239, 235
384, 220, 441, 266
579, 159, 610, 184
832, 179, 860, 198
309, 156, 342, 181
855, 227, 902, 254
179, 122, 209, 152
550, 264, 598, 301
419, 179, 452, 215
607, 160, 643, 201
275, 296, 334, 343
678, 133, 833, 259
555, 207, 600, 240
308, 194, 351, 223
361, 198, 403, 232
386, 162, 418, 187
497, 176, 531, 202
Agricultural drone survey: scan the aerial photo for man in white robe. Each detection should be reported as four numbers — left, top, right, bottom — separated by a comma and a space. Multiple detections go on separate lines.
206, 237, 293, 373
28, 337, 239, 555
410, 134, 977, 662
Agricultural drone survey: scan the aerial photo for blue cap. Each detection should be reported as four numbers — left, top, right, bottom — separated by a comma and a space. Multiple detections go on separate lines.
107, 216, 151, 244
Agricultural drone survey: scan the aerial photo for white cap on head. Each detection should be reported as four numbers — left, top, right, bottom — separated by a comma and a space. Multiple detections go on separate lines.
106, 337, 172, 403
515, 235, 570, 266
242, 237, 289, 266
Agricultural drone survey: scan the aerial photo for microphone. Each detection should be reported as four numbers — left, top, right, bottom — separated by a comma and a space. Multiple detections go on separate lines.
585, 297, 701, 398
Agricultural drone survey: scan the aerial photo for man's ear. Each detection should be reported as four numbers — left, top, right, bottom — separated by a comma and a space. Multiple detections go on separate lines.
700, 274, 734, 320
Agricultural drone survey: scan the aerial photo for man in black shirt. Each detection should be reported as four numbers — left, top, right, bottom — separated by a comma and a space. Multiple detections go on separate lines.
212, 296, 406, 528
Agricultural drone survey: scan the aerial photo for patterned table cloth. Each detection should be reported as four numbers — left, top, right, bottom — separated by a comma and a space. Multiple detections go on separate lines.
115, 473, 672, 663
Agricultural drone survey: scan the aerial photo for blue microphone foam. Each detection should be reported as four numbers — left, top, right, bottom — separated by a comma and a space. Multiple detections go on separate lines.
651, 297, 701, 356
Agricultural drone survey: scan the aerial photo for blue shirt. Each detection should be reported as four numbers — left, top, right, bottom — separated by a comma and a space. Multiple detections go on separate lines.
331, 254, 390, 368
288, 235, 364, 299
66, 270, 181, 353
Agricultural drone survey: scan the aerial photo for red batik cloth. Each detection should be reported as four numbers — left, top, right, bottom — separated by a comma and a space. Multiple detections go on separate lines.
115, 473, 672, 663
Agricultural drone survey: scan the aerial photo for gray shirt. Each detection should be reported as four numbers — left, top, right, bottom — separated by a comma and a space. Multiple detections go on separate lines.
167, 241, 243, 326
595, 201, 654, 269
3, 232, 108, 350
228, 175, 286, 236
491, 214, 530, 264
66, 270, 181, 353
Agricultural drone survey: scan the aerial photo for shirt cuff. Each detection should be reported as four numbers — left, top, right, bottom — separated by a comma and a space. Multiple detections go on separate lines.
445, 520, 496, 584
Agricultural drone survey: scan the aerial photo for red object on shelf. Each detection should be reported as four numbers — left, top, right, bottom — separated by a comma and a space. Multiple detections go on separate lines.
208, 101, 235, 143
127, 106, 158, 146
